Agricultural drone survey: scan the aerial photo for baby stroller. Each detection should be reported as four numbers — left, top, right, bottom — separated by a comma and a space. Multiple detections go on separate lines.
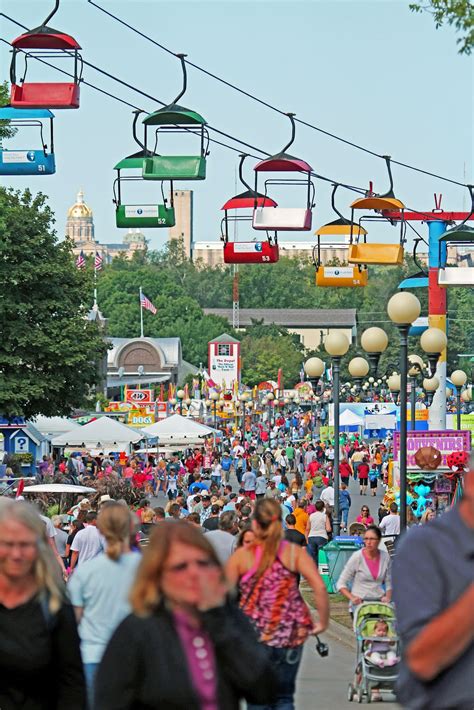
347, 602, 400, 703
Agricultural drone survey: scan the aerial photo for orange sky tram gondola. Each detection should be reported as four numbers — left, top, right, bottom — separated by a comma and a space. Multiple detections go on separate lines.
348, 157, 406, 266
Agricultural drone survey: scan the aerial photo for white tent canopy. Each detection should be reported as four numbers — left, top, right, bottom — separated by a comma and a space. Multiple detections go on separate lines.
23, 484, 96, 494
31, 416, 83, 437
142, 414, 217, 444
339, 409, 364, 426
51, 416, 144, 452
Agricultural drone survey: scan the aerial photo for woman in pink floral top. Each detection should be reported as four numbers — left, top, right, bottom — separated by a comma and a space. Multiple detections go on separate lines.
226, 498, 329, 710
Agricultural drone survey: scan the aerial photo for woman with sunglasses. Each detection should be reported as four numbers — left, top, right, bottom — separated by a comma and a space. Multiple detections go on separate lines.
95, 520, 275, 710
336, 525, 392, 613
356, 505, 375, 526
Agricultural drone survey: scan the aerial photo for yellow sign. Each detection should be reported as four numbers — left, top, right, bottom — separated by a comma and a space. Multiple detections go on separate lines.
128, 410, 155, 427
406, 408, 429, 421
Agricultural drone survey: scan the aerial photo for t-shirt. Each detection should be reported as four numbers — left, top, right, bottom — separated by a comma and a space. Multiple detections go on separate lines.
241, 471, 257, 492
54, 528, 68, 557
320, 487, 335, 507
308, 511, 328, 539
205, 530, 236, 565
70, 526, 104, 565
379, 514, 400, 536
285, 529, 306, 546
39, 515, 56, 539
255, 475, 267, 495
69, 552, 140, 664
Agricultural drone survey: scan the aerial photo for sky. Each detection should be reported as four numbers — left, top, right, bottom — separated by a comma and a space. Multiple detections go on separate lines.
1, 0, 472, 251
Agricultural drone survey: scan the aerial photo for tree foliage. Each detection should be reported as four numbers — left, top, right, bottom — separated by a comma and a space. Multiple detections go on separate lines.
410, 0, 474, 54
0, 188, 109, 419
97, 240, 472, 386
0, 81, 16, 140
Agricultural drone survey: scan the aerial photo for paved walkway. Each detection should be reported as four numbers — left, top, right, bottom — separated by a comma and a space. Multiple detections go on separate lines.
296, 631, 400, 709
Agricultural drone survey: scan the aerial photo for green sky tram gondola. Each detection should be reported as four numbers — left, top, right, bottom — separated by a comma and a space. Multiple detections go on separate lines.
112, 112, 175, 229
141, 55, 208, 182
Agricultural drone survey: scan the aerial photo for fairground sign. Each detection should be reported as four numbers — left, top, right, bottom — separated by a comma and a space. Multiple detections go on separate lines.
393, 430, 471, 470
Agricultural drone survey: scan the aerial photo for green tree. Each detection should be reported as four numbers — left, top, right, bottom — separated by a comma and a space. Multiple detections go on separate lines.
0, 81, 16, 141
241, 334, 304, 387
0, 188, 109, 419
410, 0, 474, 54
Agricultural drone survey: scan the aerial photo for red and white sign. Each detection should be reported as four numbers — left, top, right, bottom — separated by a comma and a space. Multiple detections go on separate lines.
125, 389, 154, 405
208, 339, 241, 390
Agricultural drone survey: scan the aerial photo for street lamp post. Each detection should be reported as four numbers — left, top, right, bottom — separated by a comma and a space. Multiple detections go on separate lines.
360, 327, 389, 375
177, 389, 185, 415
266, 391, 275, 426
387, 292, 421, 533
450, 370, 468, 429
408, 354, 425, 430
423, 376, 439, 407
324, 332, 350, 537
304, 357, 325, 437
210, 391, 219, 429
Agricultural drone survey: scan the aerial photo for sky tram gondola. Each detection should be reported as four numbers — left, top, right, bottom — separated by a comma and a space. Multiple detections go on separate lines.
0, 107, 55, 176
113, 112, 175, 229
9, 0, 82, 110
313, 184, 368, 287
252, 113, 315, 232
222, 154, 279, 264
438, 186, 474, 287
348, 156, 406, 266
140, 55, 208, 182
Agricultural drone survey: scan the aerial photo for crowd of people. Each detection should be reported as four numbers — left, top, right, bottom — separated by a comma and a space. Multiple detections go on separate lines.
1, 409, 472, 710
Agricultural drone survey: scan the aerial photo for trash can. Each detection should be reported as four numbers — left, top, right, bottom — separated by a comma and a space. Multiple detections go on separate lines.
318, 546, 334, 593
324, 536, 363, 592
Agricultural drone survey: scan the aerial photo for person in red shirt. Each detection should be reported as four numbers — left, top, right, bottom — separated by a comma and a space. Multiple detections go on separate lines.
132, 469, 147, 489
339, 459, 352, 486
357, 457, 370, 495
307, 459, 322, 479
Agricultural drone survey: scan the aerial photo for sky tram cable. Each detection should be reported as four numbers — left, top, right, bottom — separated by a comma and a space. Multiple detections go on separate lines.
85, 0, 469, 190
0, 12, 369, 196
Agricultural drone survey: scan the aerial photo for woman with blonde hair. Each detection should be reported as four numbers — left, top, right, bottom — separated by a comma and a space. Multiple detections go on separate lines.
95, 520, 275, 709
0, 498, 85, 709
69, 502, 140, 708
226, 497, 329, 710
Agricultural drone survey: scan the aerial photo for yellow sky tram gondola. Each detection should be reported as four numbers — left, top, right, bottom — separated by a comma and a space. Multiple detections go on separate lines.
348, 156, 406, 266
314, 185, 368, 287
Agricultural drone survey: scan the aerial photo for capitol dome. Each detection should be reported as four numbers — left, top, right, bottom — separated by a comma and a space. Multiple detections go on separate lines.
67, 190, 93, 219
123, 228, 146, 245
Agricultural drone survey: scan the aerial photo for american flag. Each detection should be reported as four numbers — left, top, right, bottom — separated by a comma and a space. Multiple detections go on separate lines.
94, 251, 103, 271
76, 250, 86, 270
140, 292, 157, 315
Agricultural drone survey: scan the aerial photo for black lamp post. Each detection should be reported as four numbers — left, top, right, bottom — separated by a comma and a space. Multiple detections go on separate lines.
451, 370, 468, 429
324, 333, 350, 537
387, 293, 421, 533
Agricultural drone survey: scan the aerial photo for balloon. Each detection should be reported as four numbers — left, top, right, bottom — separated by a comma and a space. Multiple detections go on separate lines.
414, 446, 442, 470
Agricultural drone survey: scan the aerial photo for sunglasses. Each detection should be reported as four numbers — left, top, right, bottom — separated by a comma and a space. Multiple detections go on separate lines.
164, 559, 217, 574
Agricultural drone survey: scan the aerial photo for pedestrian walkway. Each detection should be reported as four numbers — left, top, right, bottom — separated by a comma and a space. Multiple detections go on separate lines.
296, 634, 400, 709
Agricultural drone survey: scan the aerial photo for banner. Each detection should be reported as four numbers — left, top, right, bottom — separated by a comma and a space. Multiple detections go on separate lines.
393, 430, 471, 470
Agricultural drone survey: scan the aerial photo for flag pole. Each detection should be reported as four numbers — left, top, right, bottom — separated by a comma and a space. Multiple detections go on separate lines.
139, 286, 144, 338
93, 264, 98, 310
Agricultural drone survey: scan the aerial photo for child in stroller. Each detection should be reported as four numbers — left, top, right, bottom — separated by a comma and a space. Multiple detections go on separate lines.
348, 602, 400, 704
364, 619, 399, 668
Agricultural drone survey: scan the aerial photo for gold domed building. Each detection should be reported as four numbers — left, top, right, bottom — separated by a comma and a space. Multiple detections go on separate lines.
66, 190, 147, 262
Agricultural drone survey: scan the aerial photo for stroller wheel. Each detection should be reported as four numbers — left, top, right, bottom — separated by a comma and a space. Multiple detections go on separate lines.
347, 683, 354, 702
